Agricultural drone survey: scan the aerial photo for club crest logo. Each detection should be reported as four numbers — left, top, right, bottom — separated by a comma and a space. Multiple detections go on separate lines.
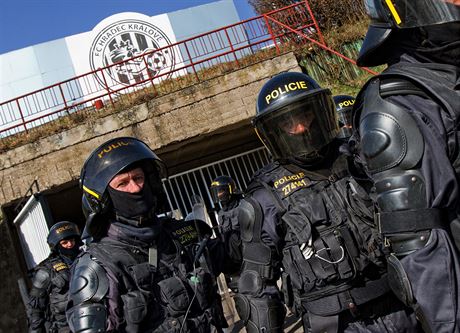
89, 15, 176, 87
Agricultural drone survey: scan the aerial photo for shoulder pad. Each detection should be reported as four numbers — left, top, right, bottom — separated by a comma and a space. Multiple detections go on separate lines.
69, 253, 108, 305
360, 79, 424, 174
31, 268, 50, 290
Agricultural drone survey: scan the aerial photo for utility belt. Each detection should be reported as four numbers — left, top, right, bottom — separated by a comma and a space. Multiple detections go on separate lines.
298, 274, 389, 317
282, 270, 389, 317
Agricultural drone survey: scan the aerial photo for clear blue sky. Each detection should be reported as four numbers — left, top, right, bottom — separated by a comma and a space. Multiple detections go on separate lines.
0, 0, 256, 54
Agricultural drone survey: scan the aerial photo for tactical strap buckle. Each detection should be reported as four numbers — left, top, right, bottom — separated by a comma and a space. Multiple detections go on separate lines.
379, 208, 444, 234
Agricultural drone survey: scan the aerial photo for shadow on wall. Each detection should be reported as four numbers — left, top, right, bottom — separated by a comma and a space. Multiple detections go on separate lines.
0, 220, 28, 332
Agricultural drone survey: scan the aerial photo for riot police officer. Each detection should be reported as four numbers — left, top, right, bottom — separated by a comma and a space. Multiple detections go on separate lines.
66, 137, 240, 333
234, 72, 419, 332
28, 221, 81, 333
353, 1, 460, 332
333, 95, 355, 140
210, 175, 243, 238
210, 175, 244, 292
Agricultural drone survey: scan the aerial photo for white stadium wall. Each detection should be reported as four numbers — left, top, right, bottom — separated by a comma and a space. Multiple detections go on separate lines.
0, 0, 241, 104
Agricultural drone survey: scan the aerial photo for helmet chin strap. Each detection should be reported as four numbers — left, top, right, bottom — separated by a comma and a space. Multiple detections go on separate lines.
292, 151, 322, 166
289, 143, 332, 168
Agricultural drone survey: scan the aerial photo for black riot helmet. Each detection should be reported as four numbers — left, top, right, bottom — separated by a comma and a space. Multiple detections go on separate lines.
358, 0, 460, 66
333, 95, 355, 139
47, 221, 80, 250
80, 137, 167, 230
253, 72, 338, 165
210, 175, 238, 204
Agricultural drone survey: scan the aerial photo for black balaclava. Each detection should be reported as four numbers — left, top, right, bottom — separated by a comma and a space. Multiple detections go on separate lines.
57, 240, 81, 263
416, 22, 460, 67
107, 178, 157, 226
387, 22, 460, 67
222, 194, 242, 211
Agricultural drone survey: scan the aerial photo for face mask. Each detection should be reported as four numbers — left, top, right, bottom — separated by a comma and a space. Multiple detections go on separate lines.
58, 244, 80, 261
108, 180, 157, 220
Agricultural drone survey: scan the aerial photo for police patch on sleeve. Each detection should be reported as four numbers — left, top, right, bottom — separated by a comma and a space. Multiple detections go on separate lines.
53, 262, 69, 272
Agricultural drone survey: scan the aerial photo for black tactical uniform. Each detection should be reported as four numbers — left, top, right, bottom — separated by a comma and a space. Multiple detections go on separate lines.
210, 175, 243, 239
210, 175, 244, 291
66, 137, 239, 333
234, 72, 419, 332
28, 221, 81, 333
353, 1, 460, 332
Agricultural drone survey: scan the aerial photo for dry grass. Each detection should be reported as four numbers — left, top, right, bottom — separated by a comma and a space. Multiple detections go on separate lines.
323, 19, 370, 49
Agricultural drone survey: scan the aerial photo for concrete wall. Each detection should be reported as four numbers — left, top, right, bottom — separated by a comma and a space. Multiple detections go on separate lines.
0, 0, 241, 105
0, 213, 28, 332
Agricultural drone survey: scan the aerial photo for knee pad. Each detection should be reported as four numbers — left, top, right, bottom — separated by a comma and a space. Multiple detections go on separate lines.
234, 294, 286, 333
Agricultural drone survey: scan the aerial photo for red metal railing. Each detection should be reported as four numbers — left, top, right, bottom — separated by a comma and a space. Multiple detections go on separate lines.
0, 1, 374, 138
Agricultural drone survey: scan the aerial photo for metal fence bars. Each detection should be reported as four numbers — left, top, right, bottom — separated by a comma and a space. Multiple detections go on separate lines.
162, 147, 270, 225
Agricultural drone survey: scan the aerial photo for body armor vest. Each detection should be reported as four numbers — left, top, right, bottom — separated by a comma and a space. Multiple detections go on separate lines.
218, 205, 239, 234
87, 219, 226, 333
249, 154, 389, 316
37, 256, 71, 329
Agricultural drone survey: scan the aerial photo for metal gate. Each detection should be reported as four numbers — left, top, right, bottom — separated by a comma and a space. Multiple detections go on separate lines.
13, 194, 54, 270
162, 147, 270, 220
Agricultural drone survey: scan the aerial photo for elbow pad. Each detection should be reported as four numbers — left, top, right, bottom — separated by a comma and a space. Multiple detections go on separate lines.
67, 303, 107, 333
66, 254, 109, 332
29, 269, 50, 299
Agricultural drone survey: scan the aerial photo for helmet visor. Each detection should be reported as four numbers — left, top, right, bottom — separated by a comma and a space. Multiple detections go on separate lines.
337, 109, 353, 138
367, 0, 460, 28
254, 90, 338, 162
81, 138, 165, 199
210, 185, 231, 203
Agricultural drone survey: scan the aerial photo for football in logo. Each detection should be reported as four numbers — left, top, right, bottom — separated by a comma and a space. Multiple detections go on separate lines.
89, 16, 176, 88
